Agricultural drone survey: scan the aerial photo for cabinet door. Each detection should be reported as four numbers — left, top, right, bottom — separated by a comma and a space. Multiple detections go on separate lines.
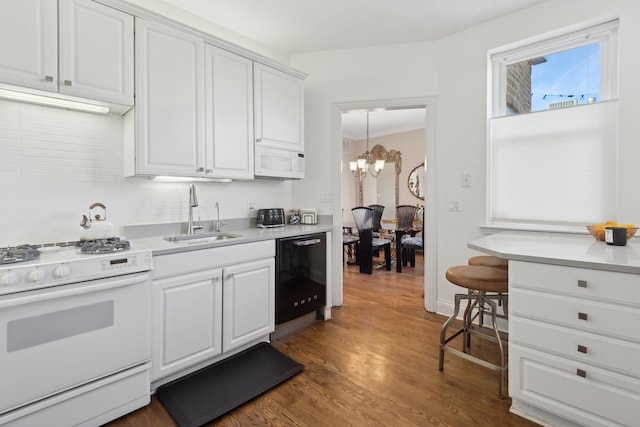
153, 268, 223, 381
223, 258, 275, 352
59, 0, 133, 105
254, 63, 304, 152
0, 0, 57, 91
135, 18, 204, 176
204, 44, 254, 179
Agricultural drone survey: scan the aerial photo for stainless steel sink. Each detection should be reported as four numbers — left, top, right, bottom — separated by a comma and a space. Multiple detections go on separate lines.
163, 232, 242, 244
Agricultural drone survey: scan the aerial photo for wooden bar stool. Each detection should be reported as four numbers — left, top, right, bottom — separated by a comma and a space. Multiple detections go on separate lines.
467, 255, 508, 331
439, 265, 509, 398
468, 255, 508, 270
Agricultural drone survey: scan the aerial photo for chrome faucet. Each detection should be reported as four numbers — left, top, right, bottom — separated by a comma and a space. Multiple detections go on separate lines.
214, 202, 226, 232
187, 184, 202, 235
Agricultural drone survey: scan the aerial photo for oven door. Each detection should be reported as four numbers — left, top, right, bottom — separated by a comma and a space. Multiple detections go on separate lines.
0, 272, 151, 414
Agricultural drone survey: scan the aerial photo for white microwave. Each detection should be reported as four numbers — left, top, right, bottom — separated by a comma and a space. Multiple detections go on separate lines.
255, 146, 305, 179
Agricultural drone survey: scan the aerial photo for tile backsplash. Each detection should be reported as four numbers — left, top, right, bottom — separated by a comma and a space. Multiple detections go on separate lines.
0, 100, 292, 246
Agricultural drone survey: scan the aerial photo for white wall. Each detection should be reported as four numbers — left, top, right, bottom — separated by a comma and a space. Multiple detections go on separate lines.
291, 0, 640, 315
0, 100, 292, 246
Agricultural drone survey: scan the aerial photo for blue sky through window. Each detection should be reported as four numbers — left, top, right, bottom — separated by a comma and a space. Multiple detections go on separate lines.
530, 43, 600, 111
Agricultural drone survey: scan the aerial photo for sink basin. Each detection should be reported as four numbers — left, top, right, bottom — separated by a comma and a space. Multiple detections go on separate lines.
164, 232, 242, 244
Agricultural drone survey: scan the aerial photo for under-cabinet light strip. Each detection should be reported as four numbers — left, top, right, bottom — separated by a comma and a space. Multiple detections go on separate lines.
0, 86, 109, 114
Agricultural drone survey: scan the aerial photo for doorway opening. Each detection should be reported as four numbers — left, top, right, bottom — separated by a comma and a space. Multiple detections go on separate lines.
331, 97, 436, 313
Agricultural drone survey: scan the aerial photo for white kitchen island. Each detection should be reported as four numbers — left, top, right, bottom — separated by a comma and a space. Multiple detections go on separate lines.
468, 232, 640, 427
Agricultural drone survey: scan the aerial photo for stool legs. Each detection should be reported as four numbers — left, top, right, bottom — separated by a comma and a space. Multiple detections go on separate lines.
439, 291, 507, 399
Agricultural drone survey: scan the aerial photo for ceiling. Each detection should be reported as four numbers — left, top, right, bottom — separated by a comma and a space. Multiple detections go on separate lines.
160, 0, 545, 55
342, 108, 427, 141
158, 0, 545, 139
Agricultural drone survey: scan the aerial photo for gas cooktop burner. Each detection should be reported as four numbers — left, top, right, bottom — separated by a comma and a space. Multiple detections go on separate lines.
0, 245, 41, 265
77, 237, 130, 254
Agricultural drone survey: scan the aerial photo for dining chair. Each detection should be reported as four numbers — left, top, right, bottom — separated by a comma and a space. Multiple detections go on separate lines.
395, 205, 422, 272
351, 207, 392, 274
368, 204, 385, 238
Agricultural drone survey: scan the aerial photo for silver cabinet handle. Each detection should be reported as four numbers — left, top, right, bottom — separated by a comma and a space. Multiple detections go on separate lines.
577, 345, 587, 354
63, 80, 72, 86
43, 75, 54, 82
578, 280, 587, 288
256, 138, 262, 143
578, 312, 588, 320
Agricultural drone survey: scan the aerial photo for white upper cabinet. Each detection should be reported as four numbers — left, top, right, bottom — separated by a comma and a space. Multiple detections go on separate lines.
204, 44, 254, 180
0, 0, 133, 106
59, 0, 134, 105
254, 63, 304, 152
0, 0, 57, 91
134, 18, 205, 177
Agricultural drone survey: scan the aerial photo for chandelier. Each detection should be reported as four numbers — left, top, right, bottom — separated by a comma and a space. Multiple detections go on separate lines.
349, 111, 385, 178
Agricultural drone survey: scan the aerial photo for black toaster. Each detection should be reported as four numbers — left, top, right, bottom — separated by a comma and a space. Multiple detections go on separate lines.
256, 208, 285, 228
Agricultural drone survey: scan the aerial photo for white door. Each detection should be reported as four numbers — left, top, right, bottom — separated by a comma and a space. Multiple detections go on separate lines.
254, 63, 304, 152
204, 44, 254, 179
134, 18, 205, 177
59, 0, 134, 105
223, 258, 275, 352
0, 0, 57, 91
152, 268, 223, 380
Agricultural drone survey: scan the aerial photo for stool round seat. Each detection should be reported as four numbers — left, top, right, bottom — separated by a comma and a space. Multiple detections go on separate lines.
468, 255, 508, 270
445, 265, 508, 293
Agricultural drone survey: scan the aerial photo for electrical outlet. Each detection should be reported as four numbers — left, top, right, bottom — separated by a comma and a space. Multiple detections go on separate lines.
247, 200, 255, 211
448, 200, 460, 212
461, 174, 472, 188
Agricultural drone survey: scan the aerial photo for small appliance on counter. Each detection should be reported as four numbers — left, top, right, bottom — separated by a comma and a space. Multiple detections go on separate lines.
256, 208, 286, 228
299, 208, 318, 225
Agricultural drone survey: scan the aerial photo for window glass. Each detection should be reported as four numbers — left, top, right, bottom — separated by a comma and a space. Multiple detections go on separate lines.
506, 43, 600, 115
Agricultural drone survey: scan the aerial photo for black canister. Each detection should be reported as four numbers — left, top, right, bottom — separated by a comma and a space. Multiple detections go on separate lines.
605, 227, 627, 246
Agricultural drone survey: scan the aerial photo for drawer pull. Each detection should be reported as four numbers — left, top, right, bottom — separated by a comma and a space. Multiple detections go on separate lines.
577, 368, 587, 378
577, 280, 587, 288
577, 345, 588, 354
578, 312, 588, 321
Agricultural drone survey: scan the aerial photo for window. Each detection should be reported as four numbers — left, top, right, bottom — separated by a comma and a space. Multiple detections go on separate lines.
487, 20, 619, 230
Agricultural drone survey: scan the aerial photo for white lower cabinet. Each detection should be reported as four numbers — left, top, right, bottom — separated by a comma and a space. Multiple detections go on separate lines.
151, 240, 275, 381
152, 268, 223, 380
223, 259, 275, 352
509, 260, 640, 427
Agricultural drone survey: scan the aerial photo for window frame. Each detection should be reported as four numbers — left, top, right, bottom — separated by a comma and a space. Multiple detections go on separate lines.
486, 19, 619, 232
490, 19, 618, 118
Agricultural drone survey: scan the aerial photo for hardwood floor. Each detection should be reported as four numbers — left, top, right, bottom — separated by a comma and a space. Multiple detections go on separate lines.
106, 254, 538, 426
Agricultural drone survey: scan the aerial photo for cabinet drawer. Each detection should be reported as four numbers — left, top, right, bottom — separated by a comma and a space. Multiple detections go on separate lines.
511, 317, 640, 376
510, 260, 640, 306
510, 344, 640, 427
510, 288, 640, 342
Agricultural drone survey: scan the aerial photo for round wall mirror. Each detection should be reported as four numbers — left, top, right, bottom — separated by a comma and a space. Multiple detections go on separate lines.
408, 162, 425, 200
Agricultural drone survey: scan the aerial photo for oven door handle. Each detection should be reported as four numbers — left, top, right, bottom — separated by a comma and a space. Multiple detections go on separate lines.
293, 238, 321, 247
0, 272, 150, 308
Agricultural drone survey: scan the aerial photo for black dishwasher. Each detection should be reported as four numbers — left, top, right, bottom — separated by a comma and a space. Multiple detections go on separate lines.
276, 233, 326, 324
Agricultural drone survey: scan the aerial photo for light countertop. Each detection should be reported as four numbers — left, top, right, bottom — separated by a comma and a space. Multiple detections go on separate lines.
133, 224, 333, 256
468, 231, 640, 274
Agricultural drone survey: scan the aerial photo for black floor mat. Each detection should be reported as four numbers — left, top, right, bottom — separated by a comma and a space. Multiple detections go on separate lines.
156, 342, 303, 427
